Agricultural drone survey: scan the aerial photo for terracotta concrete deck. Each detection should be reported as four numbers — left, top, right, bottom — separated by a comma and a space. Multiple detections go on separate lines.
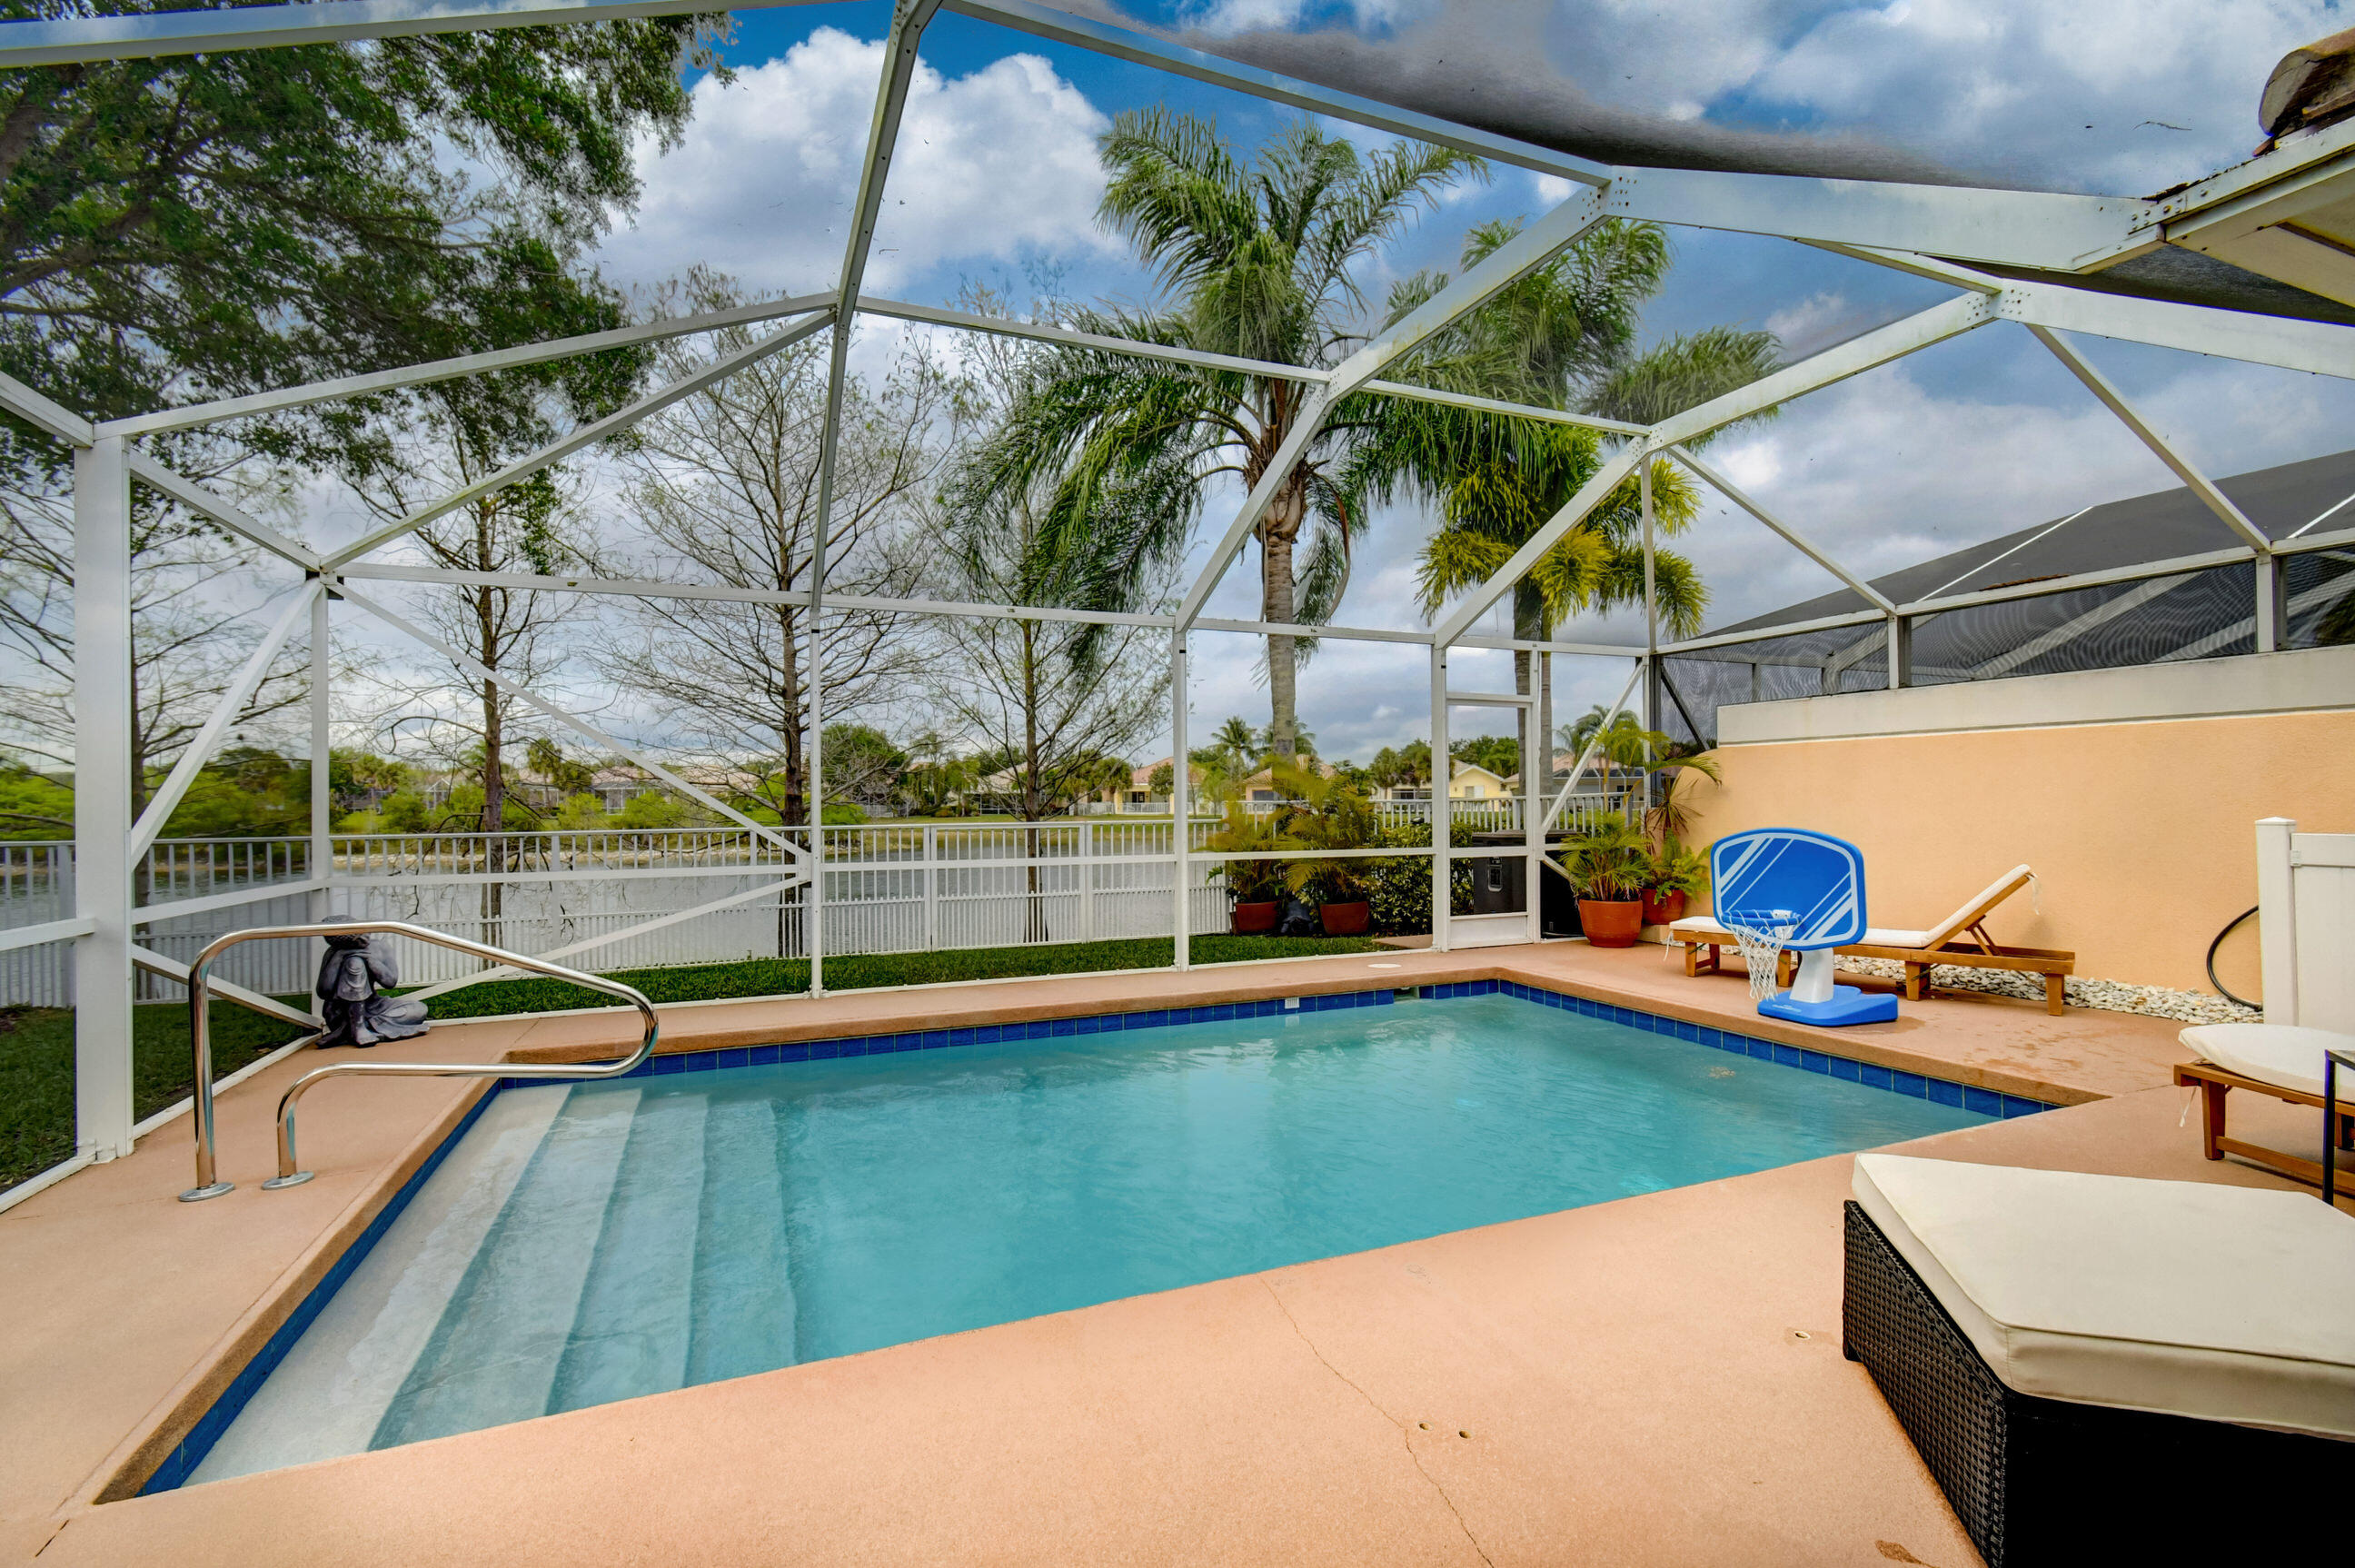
0, 940, 2310, 1566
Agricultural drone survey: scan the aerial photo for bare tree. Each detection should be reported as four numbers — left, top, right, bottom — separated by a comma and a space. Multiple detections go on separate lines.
0, 480, 307, 831
929, 287, 1184, 940
597, 270, 950, 825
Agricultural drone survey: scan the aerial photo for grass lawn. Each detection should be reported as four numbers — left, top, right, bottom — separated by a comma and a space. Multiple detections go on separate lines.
410, 933, 1386, 1021
0, 999, 315, 1193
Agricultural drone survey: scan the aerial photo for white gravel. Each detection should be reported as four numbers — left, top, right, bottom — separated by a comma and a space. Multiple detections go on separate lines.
1833, 955, 2259, 1027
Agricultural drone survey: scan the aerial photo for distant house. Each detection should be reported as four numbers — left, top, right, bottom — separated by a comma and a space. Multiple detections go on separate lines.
1371, 758, 1508, 802
1231, 757, 1340, 803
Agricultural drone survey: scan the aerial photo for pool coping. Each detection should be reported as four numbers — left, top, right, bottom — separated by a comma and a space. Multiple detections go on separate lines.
111, 975, 2053, 1500
498, 957, 2113, 1107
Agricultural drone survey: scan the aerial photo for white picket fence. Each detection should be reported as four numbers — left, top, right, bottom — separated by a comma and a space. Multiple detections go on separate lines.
0, 795, 1627, 1006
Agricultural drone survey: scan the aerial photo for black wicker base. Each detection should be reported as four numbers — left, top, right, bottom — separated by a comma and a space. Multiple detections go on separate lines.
1843, 1201, 2340, 1568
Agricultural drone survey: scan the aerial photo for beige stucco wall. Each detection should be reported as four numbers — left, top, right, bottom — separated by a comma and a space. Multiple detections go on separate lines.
1676, 648, 2355, 994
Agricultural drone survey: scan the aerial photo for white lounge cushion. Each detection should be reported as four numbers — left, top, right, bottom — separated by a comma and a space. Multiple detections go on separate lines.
2180, 1022, 2355, 1099
1852, 1154, 2355, 1437
1669, 915, 1930, 948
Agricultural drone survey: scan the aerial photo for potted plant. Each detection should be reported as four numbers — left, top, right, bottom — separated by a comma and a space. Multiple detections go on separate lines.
1642, 838, 1709, 927
1555, 819, 1654, 948
1308, 858, 1375, 936
1269, 763, 1377, 937
1204, 805, 1291, 934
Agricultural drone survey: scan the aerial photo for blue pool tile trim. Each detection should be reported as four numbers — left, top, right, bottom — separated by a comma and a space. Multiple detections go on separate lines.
1485, 978, 2060, 1118
494, 987, 1405, 1094
138, 1085, 504, 1495
491, 978, 2058, 1120
149, 975, 2052, 1493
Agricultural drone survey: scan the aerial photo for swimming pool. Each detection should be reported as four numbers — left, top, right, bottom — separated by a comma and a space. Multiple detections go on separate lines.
174, 985, 2006, 1486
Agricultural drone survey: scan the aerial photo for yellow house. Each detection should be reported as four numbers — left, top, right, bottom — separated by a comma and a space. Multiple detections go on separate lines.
1446, 759, 1510, 799
1376, 759, 1511, 801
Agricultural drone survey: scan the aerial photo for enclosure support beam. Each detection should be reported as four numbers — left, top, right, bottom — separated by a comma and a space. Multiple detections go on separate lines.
1429, 646, 1450, 950
129, 581, 322, 862
102, 293, 832, 439
1432, 446, 1645, 648
1669, 445, 1896, 614
1541, 663, 1644, 834
323, 309, 834, 569
2028, 323, 2277, 650
2256, 554, 2288, 654
403, 877, 802, 1002
333, 584, 808, 860
1175, 186, 1609, 631
73, 437, 136, 1163
309, 588, 333, 1017
1887, 613, 1912, 689
1169, 630, 1190, 970
1642, 461, 1660, 760
804, 0, 947, 998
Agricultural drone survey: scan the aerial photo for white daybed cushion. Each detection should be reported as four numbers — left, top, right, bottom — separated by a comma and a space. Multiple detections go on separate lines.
1852, 1154, 2355, 1437
1669, 915, 1925, 948
2180, 1022, 2355, 1099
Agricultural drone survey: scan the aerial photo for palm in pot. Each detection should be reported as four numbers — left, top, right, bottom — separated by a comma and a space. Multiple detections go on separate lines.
1555, 819, 1654, 948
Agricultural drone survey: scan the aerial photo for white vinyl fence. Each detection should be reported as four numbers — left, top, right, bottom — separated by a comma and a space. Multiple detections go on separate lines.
0, 796, 1626, 1007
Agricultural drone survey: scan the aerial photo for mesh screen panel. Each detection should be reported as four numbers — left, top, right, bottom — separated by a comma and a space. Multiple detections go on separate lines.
2285, 548, 2355, 649
1664, 561, 2287, 746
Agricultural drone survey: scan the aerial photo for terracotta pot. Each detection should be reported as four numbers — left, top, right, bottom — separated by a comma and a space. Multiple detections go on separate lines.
1318, 900, 1372, 937
1577, 898, 1645, 948
1231, 899, 1280, 935
1640, 889, 1688, 927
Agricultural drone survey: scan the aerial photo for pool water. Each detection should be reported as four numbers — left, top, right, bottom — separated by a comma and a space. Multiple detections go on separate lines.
189, 992, 1983, 1482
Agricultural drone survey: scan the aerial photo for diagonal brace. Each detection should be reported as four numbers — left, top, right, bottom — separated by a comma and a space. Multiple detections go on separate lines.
325, 309, 834, 569
130, 581, 322, 862
333, 582, 809, 863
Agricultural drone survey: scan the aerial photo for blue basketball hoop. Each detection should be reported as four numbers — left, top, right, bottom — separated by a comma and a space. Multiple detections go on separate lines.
1709, 829, 1898, 1027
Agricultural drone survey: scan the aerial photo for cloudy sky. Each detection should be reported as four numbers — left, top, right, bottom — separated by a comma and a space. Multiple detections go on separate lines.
344, 0, 2355, 769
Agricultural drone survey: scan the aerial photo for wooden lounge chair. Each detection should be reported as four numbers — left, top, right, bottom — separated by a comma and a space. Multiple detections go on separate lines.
1670, 865, 2076, 1015
2173, 1022, 2355, 1196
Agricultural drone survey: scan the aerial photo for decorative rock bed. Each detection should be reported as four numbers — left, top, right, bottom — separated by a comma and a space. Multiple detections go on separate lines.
1836, 955, 2259, 1026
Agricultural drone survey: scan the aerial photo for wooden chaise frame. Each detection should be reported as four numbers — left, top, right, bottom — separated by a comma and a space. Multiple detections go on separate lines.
2172, 1058, 2355, 1200
1675, 867, 2074, 1016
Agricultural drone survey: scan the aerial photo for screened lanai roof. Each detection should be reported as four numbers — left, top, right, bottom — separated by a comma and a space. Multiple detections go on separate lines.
1710, 447, 2355, 634
1653, 449, 2355, 746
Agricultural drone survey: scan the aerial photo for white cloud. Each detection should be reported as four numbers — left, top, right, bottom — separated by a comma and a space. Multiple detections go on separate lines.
596, 28, 1114, 294
1179, 0, 1432, 36
1550, 0, 2326, 193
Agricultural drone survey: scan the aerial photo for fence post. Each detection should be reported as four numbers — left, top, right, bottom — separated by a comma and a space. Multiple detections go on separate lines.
1080, 820, 1095, 943
922, 823, 938, 952
73, 437, 136, 1162
2256, 816, 2299, 1026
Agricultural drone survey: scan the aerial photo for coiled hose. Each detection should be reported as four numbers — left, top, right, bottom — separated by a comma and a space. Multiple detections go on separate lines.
2206, 905, 2261, 1010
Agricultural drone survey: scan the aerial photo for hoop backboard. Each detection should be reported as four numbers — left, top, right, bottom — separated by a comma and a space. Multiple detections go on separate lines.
1710, 829, 1870, 953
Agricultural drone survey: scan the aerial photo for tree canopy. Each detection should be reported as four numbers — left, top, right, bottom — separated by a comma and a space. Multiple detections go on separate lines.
0, 0, 725, 476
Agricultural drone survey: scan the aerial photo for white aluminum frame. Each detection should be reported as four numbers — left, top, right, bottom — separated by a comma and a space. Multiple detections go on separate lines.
5, 0, 2353, 1193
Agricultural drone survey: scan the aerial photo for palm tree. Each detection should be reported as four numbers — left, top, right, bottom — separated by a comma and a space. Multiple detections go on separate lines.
1343, 217, 1778, 797
1209, 715, 1258, 777
953, 110, 1485, 763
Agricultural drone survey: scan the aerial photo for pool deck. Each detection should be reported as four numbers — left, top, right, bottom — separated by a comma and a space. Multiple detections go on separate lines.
0, 940, 2320, 1566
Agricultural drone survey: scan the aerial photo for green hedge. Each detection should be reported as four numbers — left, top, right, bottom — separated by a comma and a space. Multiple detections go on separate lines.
0, 998, 313, 1192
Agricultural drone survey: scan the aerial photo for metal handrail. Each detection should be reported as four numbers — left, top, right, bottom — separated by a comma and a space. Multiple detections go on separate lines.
178, 920, 659, 1202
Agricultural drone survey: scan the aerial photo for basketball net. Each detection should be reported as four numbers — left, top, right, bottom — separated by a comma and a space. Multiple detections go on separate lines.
1725, 909, 1799, 1001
